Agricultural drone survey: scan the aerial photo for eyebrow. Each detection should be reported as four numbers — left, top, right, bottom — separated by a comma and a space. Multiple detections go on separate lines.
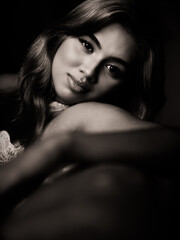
88, 34, 129, 69
88, 34, 101, 49
106, 57, 129, 69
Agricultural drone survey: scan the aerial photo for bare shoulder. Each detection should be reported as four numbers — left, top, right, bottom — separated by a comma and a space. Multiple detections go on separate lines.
68, 102, 156, 132
51, 101, 134, 129
62, 102, 125, 119
42, 102, 157, 139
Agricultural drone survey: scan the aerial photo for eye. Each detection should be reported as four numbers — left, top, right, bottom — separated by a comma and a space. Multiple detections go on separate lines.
105, 64, 123, 79
79, 38, 94, 53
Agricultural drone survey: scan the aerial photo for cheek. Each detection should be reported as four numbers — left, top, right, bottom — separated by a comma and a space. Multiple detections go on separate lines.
58, 41, 82, 67
98, 73, 120, 93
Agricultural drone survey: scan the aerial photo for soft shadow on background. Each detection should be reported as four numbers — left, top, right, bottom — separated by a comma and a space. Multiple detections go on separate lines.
0, 0, 180, 127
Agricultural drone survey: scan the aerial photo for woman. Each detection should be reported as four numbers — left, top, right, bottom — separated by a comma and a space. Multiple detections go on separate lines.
1, 0, 177, 238
0, 0, 164, 153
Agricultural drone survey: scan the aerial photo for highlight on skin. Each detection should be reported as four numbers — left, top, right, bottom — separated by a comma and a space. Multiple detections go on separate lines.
10, 0, 165, 146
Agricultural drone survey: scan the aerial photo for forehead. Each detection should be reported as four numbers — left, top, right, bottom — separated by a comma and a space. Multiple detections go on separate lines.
94, 23, 137, 63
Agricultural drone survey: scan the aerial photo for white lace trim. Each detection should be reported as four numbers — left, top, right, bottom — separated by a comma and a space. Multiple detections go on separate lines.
0, 102, 68, 164
49, 101, 69, 113
0, 130, 24, 164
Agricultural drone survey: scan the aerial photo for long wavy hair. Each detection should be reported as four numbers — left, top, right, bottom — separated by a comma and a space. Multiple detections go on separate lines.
12, 0, 165, 146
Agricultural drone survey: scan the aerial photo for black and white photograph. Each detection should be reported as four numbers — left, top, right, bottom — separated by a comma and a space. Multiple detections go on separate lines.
0, 0, 180, 239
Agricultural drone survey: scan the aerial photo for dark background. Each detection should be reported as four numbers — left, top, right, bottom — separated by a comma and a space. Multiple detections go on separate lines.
0, 0, 180, 127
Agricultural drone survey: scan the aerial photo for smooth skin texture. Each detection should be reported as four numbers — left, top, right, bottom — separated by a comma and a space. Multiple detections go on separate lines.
1, 129, 180, 240
52, 23, 137, 105
42, 102, 157, 140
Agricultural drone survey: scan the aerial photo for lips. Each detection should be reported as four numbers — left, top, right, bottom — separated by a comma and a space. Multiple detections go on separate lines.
68, 74, 92, 93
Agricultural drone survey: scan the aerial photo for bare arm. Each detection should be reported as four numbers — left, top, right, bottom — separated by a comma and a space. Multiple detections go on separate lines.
42, 102, 157, 139
0, 102, 179, 220
68, 129, 180, 173
42, 102, 179, 172
0, 134, 72, 219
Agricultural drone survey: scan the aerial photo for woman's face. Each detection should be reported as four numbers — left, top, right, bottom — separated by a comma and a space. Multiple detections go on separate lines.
52, 23, 137, 105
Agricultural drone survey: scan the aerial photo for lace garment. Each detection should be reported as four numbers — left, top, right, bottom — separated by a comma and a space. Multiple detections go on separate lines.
49, 101, 69, 113
0, 101, 69, 164
0, 130, 24, 164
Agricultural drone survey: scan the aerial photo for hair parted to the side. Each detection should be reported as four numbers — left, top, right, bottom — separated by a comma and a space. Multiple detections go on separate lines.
14, 0, 165, 146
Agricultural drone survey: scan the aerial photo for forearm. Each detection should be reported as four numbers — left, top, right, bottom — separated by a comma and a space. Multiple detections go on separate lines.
68, 127, 180, 174
0, 125, 179, 219
41, 124, 180, 173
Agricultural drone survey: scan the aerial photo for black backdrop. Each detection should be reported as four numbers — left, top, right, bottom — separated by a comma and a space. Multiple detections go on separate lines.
0, 0, 180, 127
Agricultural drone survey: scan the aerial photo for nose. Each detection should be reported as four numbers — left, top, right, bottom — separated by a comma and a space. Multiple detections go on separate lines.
79, 58, 99, 83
